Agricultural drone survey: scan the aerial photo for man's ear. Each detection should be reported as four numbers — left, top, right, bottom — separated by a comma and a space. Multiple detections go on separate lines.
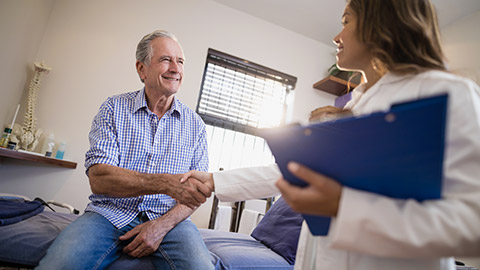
136, 60, 146, 81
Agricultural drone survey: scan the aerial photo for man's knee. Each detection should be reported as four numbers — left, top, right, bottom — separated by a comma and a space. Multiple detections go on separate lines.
157, 220, 213, 269
37, 212, 120, 270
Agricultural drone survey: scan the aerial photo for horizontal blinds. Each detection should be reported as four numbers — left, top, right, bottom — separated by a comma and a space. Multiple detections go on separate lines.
206, 49, 297, 88
197, 49, 297, 135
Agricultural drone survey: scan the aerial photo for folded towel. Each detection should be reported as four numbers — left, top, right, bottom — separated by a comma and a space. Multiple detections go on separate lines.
0, 200, 44, 226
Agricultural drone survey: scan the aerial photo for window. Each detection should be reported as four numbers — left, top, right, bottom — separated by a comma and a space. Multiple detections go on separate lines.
197, 49, 297, 171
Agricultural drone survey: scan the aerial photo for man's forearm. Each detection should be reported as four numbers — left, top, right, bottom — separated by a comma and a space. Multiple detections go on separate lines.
88, 164, 176, 197
88, 164, 211, 208
153, 204, 196, 232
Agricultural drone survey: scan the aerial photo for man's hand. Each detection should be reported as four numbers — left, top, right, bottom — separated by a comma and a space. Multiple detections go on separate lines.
309, 106, 352, 122
169, 173, 213, 208
119, 218, 170, 258
180, 170, 215, 191
119, 204, 195, 258
276, 162, 342, 217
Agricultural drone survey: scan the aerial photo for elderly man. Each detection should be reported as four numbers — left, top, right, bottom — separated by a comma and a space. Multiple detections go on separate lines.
37, 30, 214, 270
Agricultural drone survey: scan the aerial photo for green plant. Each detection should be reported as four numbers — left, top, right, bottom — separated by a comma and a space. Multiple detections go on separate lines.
328, 64, 354, 78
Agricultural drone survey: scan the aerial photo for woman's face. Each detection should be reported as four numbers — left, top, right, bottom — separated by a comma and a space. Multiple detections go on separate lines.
333, 5, 373, 72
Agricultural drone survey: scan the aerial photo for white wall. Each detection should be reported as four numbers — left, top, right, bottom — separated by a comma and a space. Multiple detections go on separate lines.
442, 10, 480, 82
0, 0, 335, 228
441, 10, 480, 268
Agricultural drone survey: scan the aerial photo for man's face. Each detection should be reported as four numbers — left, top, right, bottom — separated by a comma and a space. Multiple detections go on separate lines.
137, 37, 185, 96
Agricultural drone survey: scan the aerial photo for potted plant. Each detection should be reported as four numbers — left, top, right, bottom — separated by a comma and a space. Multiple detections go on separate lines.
328, 64, 360, 84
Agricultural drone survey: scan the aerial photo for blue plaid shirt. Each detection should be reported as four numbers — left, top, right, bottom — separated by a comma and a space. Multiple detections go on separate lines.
84, 88, 208, 228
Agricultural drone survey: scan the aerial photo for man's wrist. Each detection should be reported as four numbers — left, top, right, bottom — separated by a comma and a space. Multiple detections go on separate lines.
149, 173, 178, 197
156, 204, 193, 229
153, 214, 176, 231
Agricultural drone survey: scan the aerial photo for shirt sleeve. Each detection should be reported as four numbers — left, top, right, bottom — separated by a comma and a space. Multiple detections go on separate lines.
213, 164, 281, 202
190, 124, 209, 172
329, 78, 480, 258
84, 98, 120, 174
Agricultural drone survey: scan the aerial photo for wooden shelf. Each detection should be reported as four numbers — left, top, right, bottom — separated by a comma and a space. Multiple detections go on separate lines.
313, 75, 358, 96
0, 147, 77, 169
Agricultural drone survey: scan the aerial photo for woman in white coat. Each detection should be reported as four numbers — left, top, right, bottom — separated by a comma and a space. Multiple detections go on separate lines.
184, 0, 480, 269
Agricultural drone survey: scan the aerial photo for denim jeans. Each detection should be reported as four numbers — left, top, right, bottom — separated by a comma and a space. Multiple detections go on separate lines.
36, 211, 214, 270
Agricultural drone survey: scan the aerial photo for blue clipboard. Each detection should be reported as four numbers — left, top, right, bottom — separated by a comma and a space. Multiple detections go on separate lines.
260, 94, 447, 236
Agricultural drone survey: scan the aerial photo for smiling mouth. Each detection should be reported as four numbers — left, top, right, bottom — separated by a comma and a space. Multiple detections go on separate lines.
336, 47, 344, 54
162, 76, 180, 81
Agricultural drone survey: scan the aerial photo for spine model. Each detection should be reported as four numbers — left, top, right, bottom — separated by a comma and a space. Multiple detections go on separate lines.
18, 62, 51, 151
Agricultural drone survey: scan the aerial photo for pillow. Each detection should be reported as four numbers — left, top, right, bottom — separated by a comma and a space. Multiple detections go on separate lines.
251, 197, 304, 264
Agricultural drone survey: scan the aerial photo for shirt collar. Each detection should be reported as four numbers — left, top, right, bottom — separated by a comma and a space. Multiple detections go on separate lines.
344, 72, 410, 111
168, 97, 182, 118
133, 88, 148, 113
133, 88, 182, 117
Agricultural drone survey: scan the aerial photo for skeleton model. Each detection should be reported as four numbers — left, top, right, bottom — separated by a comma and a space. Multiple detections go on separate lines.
13, 62, 51, 151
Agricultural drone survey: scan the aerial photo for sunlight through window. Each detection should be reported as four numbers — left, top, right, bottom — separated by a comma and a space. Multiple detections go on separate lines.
196, 49, 296, 171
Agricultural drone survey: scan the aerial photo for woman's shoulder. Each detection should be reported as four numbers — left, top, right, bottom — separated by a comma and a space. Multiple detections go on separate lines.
415, 70, 478, 88
411, 70, 480, 115
403, 70, 479, 100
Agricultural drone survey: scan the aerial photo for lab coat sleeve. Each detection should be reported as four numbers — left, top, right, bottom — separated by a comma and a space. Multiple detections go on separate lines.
330, 79, 480, 258
213, 164, 282, 202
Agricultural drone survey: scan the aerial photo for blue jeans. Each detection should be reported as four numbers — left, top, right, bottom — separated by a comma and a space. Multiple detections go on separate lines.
36, 211, 214, 270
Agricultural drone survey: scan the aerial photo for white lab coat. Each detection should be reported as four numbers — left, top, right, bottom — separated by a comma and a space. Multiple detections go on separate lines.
213, 70, 480, 270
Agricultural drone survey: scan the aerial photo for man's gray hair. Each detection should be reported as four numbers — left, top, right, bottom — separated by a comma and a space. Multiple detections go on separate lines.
136, 30, 180, 66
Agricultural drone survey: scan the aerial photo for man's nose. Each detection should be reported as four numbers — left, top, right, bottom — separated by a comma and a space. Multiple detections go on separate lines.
168, 61, 181, 73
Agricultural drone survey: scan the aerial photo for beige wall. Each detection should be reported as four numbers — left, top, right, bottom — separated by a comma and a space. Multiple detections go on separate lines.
442, 10, 480, 82
0, 0, 335, 227
2, 1, 479, 244
0, 0, 54, 128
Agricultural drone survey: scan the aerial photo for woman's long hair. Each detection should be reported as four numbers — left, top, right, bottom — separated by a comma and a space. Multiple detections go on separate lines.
347, 0, 447, 74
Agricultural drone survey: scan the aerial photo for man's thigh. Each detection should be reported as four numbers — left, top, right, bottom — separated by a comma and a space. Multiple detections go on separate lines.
151, 219, 214, 270
36, 211, 127, 270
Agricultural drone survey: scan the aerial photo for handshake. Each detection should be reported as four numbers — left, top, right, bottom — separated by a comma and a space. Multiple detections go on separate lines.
170, 106, 352, 209
170, 171, 215, 209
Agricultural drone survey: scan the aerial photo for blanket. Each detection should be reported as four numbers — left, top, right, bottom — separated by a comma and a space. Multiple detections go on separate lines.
0, 199, 44, 226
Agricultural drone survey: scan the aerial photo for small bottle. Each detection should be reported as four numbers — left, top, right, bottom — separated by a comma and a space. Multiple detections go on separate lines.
42, 133, 55, 155
0, 127, 12, 148
7, 141, 17, 150
55, 142, 66, 160
45, 142, 54, 157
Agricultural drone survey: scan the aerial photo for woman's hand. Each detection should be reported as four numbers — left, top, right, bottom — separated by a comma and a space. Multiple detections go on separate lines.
276, 162, 343, 217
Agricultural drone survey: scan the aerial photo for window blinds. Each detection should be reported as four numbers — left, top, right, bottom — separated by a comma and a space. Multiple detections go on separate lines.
196, 49, 297, 135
